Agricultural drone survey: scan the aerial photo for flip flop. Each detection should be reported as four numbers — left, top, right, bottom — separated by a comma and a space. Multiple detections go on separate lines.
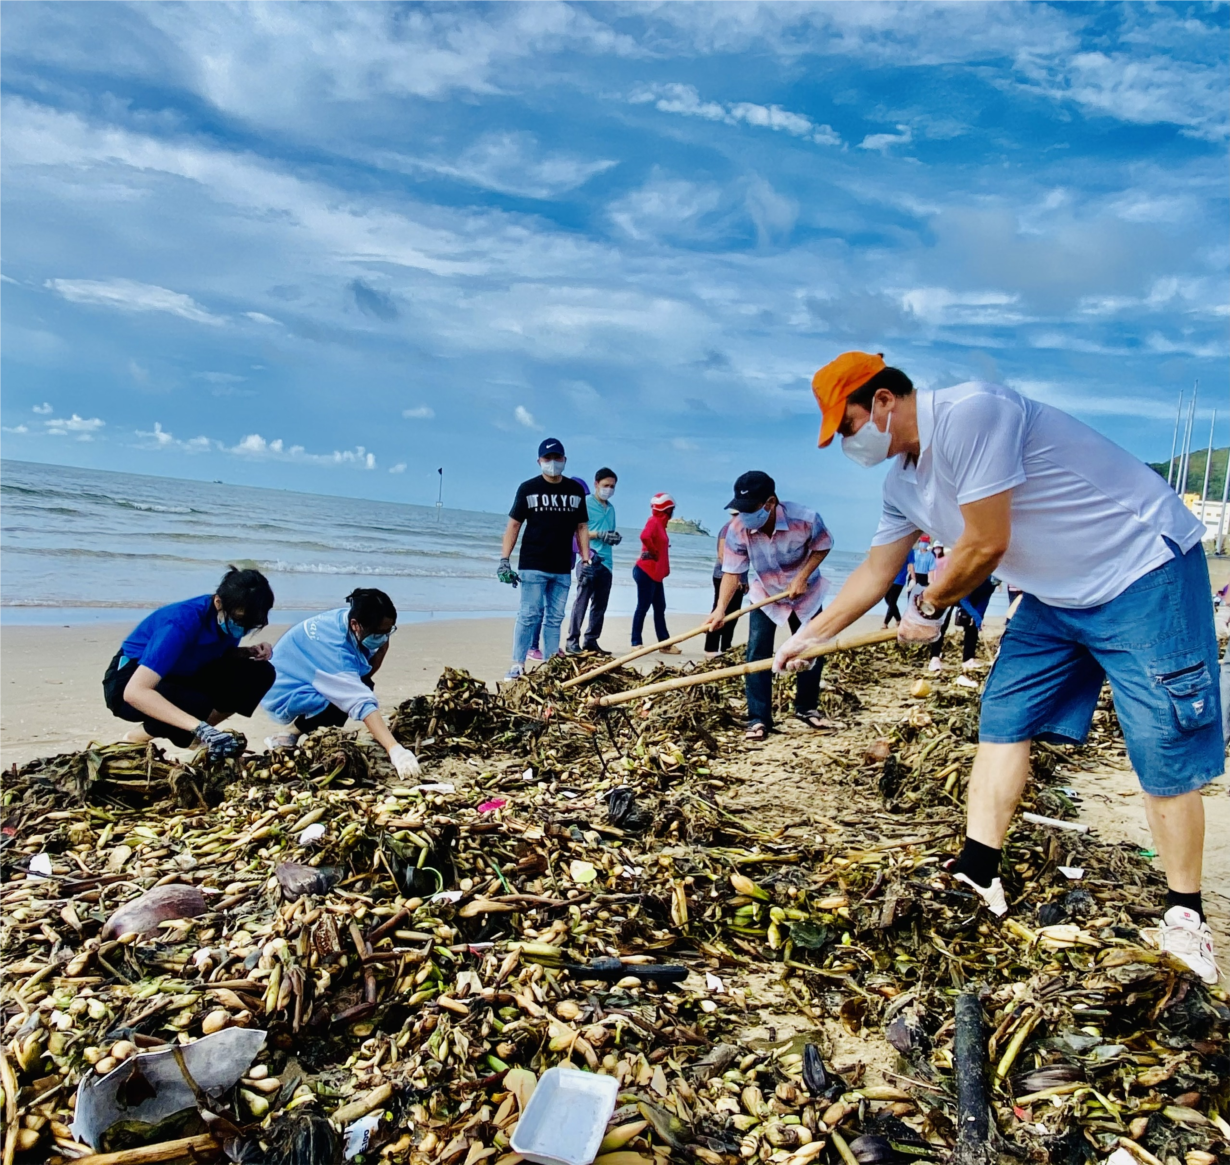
745, 722, 768, 741
795, 711, 838, 730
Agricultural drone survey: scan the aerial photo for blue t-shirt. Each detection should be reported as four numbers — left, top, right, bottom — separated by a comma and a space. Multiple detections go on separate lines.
120, 595, 240, 679
586, 495, 617, 570
892, 548, 915, 587
914, 549, 936, 575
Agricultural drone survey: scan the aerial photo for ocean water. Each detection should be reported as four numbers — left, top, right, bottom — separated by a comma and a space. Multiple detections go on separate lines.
0, 460, 869, 625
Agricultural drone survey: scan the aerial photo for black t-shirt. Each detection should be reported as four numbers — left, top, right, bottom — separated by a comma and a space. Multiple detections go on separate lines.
510, 475, 588, 574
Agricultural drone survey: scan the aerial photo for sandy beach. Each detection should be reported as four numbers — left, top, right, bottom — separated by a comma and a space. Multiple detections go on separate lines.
2, 612, 762, 768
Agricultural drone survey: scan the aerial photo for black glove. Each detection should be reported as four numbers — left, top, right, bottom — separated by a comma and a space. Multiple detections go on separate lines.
196, 722, 243, 761
607, 530, 623, 546
578, 560, 595, 582
497, 557, 520, 587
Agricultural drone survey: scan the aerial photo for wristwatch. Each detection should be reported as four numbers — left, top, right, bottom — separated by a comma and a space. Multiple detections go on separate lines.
917, 596, 940, 619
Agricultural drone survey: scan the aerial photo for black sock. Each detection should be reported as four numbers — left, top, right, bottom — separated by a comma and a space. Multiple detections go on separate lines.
950, 838, 1002, 889
1165, 889, 1204, 921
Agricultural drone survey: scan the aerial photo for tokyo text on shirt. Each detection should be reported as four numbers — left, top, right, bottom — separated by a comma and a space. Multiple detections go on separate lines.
510, 476, 588, 575
263, 607, 379, 726
722, 501, 833, 625
870, 382, 1204, 610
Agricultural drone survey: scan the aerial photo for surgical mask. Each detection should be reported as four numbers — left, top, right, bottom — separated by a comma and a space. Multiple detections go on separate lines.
218, 612, 245, 640
361, 632, 390, 654
597, 486, 614, 501
841, 409, 893, 468
540, 459, 566, 477
741, 505, 772, 532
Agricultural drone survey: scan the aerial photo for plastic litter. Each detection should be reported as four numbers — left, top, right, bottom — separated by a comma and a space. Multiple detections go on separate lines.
510, 1066, 620, 1165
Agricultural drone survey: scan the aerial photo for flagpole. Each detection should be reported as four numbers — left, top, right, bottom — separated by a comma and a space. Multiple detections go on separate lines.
1199, 409, 1217, 529
436, 467, 444, 522
1178, 383, 1197, 495
1166, 389, 1184, 487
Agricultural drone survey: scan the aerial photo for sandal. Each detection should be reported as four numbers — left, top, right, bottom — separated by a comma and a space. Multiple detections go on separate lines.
795, 711, 838, 730
745, 722, 768, 741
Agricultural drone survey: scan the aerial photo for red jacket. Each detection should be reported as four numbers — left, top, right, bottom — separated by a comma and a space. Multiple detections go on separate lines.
637, 513, 670, 582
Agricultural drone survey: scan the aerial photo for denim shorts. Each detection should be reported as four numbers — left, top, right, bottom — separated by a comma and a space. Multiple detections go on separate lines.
980, 540, 1224, 797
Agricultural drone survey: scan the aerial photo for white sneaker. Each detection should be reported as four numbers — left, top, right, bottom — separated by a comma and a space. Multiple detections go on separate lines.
954, 675, 980, 689
503, 664, 524, 682
1154, 907, 1219, 984
927, 657, 943, 673
962, 658, 986, 672
947, 868, 1009, 917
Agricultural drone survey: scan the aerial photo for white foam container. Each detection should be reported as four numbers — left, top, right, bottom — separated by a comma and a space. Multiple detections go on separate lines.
510, 1067, 620, 1165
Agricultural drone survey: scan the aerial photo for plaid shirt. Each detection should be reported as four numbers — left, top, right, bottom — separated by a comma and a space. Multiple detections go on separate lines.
722, 501, 832, 626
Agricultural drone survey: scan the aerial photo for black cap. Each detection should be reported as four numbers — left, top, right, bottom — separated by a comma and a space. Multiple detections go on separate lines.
538, 437, 565, 458
726, 470, 776, 512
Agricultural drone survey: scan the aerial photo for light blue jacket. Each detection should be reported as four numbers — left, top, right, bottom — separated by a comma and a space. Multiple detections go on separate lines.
586, 495, 617, 570
263, 607, 379, 725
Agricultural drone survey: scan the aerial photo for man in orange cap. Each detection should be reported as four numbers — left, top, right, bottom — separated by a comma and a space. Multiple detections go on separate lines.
773, 353, 1222, 983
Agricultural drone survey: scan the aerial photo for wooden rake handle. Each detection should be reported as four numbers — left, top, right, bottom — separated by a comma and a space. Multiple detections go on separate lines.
559, 590, 790, 690
587, 627, 898, 708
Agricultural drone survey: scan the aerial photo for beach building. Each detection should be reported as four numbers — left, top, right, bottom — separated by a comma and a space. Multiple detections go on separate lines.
1181, 493, 1228, 542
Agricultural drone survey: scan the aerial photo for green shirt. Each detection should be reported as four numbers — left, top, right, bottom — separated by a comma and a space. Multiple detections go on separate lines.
586, 495, 617, 569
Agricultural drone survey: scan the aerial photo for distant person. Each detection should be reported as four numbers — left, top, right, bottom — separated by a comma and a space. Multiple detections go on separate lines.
261, 588, 420, 777
103, 566, 275, 759
632, 493, 678, 653
528, 475, 591, 660
567, 468, 620, 655
705, 471, 832, 740
882, 545, 914, 626
704, 513, 747, 657
911, 535, 935, 587
499, 438, 593, 680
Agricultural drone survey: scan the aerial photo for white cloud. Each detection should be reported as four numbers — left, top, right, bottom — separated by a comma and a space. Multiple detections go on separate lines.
1014, 49, 1229, 142
32, 402, 53, 414
632, 83, 842, 147
514, 405, 538, 429
859, 125, 912, 152
45, 413, 105, 436
609, 173, 724, 242
401, 132, 617, 199
137, 421, 176, 447
194, 371, 245, 384
388, 462, 407, 474
230, 432, 377, 469
402, 406, 435, 419
45, 277, 225, 325
899, 288, 1025, 326
3, 424, 30, 434
128, 358, 150, 384
245, 311, 279, 325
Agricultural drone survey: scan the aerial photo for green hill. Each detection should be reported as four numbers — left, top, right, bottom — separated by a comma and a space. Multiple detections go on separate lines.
1149, 445, 1227, 499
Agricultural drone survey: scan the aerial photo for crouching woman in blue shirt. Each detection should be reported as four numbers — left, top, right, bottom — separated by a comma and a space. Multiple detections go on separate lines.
261, 588, 421, 779
103, 567, 276, 760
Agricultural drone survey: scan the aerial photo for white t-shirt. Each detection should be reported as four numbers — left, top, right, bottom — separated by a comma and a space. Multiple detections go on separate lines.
871, 382, 1205, 609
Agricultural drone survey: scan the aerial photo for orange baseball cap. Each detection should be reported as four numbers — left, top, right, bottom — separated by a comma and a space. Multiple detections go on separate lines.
811, 351, 886, 448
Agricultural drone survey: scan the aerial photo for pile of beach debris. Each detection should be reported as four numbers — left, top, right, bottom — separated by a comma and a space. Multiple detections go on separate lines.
1, 643, 1226, 1165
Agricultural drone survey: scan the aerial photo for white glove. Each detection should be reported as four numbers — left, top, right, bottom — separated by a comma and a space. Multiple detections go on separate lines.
389, 744, 421, 779
773, 626, 823, 673
898, 590, 944, 645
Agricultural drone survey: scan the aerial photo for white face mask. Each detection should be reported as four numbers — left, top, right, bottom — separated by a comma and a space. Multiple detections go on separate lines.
597, 486, 614, 501
540, 459, 566, 477
841, 409, 893, 468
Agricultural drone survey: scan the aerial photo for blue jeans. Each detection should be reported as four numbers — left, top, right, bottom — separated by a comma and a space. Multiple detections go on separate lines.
745, 608, 822, 728
631, 565, 669, 646
981, 540, 1223, 797
513, 570, 571, 664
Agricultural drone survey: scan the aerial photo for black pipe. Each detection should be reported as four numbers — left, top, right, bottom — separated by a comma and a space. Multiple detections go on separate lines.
954, 991, 989, 1148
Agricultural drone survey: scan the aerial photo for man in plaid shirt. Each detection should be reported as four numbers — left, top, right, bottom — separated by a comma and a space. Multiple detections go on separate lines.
705, 471, 833, 740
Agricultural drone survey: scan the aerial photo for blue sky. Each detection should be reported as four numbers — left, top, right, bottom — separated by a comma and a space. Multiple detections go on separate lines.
2, 1, 1227, 543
